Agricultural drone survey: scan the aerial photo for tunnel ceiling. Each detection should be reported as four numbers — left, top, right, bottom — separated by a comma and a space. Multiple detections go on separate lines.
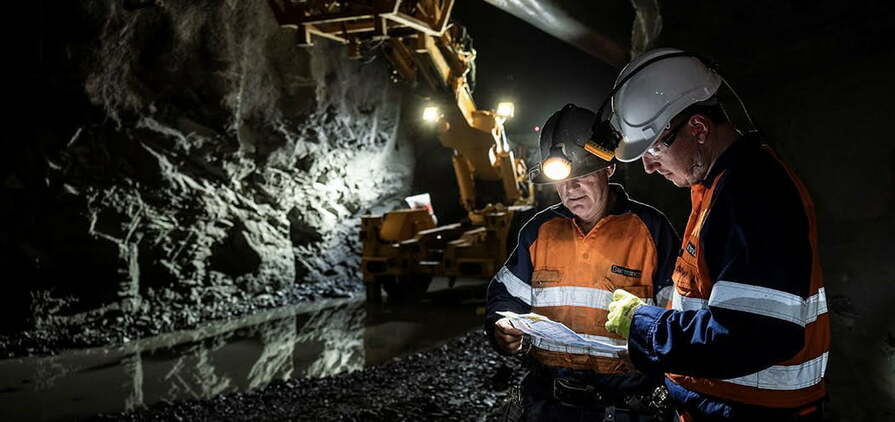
486, 0, 892, 78
484, 0, 636, 67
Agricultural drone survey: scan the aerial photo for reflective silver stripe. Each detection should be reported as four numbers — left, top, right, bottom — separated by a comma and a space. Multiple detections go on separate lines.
532, 286, 654, 309
533, 286, 612, 309
495, 266, 532, 306
671, 289, 708, 311
656, 286, 674, 308
709, 281, 828, 327
722, 351, 829, 391
579, 333, 628, 347
805, 288, 828, 325
532, 337, 619, 359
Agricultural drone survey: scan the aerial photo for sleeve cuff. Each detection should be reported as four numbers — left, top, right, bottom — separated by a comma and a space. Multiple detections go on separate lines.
628, 304, 666, 376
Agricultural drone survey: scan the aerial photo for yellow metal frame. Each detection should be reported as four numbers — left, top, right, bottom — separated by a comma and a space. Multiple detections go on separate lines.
267, 1, 535, 301
267, 0, 455, 46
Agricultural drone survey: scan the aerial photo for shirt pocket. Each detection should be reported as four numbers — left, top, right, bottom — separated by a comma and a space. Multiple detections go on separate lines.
531, 268, 563, 307
531, 268, 562, 288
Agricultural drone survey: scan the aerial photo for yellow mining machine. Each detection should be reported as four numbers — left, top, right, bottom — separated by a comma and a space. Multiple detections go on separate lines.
267, 0, 535, 302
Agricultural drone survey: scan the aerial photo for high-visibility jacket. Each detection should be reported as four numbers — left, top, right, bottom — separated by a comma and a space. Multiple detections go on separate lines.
486, 184, 678, 385
628, 135, 830, 419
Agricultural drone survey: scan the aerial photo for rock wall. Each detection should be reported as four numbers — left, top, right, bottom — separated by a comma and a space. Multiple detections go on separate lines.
6, 1, 413, 338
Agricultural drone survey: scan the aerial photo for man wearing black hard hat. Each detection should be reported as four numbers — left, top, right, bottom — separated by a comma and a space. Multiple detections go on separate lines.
485, 104, 679, 421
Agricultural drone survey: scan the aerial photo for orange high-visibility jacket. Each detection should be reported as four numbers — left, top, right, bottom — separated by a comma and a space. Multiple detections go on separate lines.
486, 184, 678, 383
627, 135, 830, 419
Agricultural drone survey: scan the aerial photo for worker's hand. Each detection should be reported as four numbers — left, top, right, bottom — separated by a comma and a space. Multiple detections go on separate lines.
494, 317, 524, 354
605, 289, 645, 339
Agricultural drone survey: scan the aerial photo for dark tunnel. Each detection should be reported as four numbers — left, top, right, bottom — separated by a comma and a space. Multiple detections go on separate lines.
4, 0, 893, 421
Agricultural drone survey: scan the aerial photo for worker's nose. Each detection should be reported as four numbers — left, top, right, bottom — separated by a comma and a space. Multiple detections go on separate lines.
642, 154, 660, 174
564, 179, 582, 194
556, 179, 576, 197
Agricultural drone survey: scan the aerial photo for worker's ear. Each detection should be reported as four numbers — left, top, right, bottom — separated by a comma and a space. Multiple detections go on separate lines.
691, 114, 711, 144
606, 164, 616, 178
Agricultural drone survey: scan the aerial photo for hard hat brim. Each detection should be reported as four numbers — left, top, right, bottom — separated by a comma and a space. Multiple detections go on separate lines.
615, 139, 652, 162
530, 157, 614, 185
610, 49, 722, 163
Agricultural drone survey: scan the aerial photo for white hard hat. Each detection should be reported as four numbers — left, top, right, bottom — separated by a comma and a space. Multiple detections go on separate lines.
610, 48, 722, 162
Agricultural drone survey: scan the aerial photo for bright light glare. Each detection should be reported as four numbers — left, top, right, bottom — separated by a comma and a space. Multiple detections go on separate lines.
422, 106, 440, 123
496, 102, 515, 119
543, 157, 571, 180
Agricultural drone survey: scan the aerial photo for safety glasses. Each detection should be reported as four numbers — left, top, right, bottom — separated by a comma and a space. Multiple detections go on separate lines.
645, 117, 689, 158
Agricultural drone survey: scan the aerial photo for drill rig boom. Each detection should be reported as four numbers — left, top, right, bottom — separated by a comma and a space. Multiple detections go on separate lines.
267, 0, 534, 302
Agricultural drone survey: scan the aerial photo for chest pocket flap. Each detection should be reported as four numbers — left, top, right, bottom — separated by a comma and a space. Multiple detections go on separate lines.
532, 269, 562, 287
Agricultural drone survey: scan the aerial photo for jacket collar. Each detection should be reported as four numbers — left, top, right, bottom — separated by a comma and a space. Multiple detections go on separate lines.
697, 131, 763, 187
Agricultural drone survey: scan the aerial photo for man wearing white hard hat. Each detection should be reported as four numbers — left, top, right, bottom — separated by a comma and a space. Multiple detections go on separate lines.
600, 49, 830, 421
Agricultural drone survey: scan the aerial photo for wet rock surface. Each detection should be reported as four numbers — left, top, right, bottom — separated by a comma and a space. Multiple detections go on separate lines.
92, 330, 522, 421
9, 0, 416, 355
0, 281, 362, 358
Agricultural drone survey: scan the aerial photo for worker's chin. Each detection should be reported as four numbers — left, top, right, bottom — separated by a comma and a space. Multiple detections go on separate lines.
670, 178, 691, 188
661, 172, 690, 188
564, 199, 593, 214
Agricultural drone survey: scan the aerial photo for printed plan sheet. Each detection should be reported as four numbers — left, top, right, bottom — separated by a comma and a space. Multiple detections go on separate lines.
497, 311, 627, 355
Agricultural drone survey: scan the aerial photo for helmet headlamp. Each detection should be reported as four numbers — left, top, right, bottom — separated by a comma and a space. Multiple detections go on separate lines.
542, 145, 572, 181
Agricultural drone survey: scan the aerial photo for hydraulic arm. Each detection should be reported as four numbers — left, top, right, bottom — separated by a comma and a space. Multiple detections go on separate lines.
267, 0, 534, 302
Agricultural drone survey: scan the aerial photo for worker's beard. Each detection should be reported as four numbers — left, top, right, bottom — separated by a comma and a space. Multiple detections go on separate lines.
686, 144, 708, 185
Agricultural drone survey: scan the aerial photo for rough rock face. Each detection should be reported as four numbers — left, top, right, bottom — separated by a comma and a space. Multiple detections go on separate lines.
8, 1, 413, 340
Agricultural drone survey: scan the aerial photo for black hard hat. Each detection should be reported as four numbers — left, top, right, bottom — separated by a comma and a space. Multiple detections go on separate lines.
529, 104, 614, 184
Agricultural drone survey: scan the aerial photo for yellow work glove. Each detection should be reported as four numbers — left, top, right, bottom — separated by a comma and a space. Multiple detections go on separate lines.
605, 289, 645, 339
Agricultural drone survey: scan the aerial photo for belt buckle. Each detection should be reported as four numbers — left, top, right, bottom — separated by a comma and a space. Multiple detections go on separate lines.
553, 378, 603, 408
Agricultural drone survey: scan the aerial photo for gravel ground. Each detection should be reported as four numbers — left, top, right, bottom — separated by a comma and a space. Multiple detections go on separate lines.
90, 330, 523, 421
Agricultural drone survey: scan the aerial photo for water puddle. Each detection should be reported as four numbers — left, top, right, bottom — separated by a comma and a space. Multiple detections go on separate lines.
0, 279, 487, 421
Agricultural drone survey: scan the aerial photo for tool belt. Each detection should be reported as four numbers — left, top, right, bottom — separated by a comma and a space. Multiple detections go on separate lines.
551, 377, 673, 416
552, 377, 626, 409
527, 363, 674, 417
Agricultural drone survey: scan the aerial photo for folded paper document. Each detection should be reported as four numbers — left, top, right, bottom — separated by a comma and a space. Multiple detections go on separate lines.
497, 311, 627, 355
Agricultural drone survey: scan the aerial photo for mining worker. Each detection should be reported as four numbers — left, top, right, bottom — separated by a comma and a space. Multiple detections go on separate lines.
485, 104, 680, 421
602, 48, 830, 421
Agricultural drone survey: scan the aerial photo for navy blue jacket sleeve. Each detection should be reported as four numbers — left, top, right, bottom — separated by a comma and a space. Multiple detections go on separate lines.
628, 155, 810, 379
484, 208, 555, 354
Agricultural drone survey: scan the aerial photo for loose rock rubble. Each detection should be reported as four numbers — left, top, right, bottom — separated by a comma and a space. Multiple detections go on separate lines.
93, 330, 524, 422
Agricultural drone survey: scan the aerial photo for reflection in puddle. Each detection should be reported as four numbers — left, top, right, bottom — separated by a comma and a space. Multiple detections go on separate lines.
0, 285, 485, 422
